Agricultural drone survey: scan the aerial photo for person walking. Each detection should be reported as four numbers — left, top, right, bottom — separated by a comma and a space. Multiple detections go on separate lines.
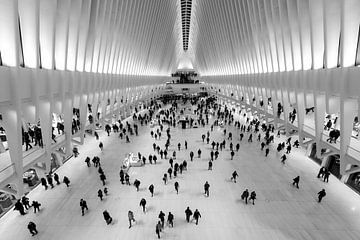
318, 189, 326, 202
174, 181, 179, 194
27, 221, 38, 236
125, 173, 130, 185
292, 176, 300, 188
241, 189, 249, 204
190, 151, 194, 161
103, 210, 113, 225
63, 176, 70, 187
167, 168, 173, 179
99, 142, 103, 151
198, 149, 202, 158
208, 160, 213, 170
104, 187, 108, 196
100, 173, 106, 186
185, 207, 193, 223
134, 179, 141, 191
98, 189, 103, 201
155, 221, 162, 239
193, 209, 201, 225
184, 140, 187, 149
265, 148, 270, 157
85, 156, 91, 167
80, 199, 88, 216
167, 212, 174, 227
32, 201, 41, 213
204, 181, 210, 197
231, 171, 238, 183
281, 154, 287, 164
149, 184, 154, 197
128, 210, 136, 228
14, 200, 26, 215
249, 191, 257, 205
139, 198, 147, 213
158, 211, 165, 228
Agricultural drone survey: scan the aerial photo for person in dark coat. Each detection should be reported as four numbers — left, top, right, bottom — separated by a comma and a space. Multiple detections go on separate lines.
158, 211, 165, 228
204, 181, 210, 197
103, 210, 112, 225
167, 168, 173, 179
32, 201, 41, 213
134, 179, 141, 191
54, 173, 60, 185
167, 212, 174, 227
174, 181, 179, 194
323, 170, 330, 183
155, 221, 162, 239
40, 177, 48, 190
46, 174, 54, 188
128, 210, 136, 228
317, 167, 326, 178
80, 199, 88, 216
149, 184, 154, 197
241, 189, 249, 204
197, 149, 202, 158
63, 176, 70, 187
21, 196, 31, 210
99, 142, 103, 151
281, 154, 287, 164
265, 148, 270, 157
14, 200, 26, 215
193, 209, 201, 225
85, 156, 91, 167
125, 173, 130, 185
27, 221, 38, 236
119, 169, 125, 184
185, 207, 193, 222
318, 189, 326, 202
249, 191, 256, 205
293, 176, 300, 188
98, 189, 103, 201
100, 173, 106, 186
231, 171, 238, 183
208, 161, 213, 170
139, 198, 147, 213
190, 151, 194, 161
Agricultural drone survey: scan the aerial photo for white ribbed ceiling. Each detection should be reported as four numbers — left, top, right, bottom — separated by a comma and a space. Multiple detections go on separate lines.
0, 0, 359, 77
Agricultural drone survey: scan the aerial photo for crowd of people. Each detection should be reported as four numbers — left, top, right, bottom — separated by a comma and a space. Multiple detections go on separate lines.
14, 97, 332, 238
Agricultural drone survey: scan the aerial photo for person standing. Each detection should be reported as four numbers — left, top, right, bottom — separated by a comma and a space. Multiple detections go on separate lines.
241, 189, 249, 204
128, 210, 136, 228
230, 150, 235, 160
323, 170, 330, 183
155, 221, 162, 239
63, 176, 70, 187
149, 184, 154, 197
125, 173, 130, 185
54, 173, 60, 185
198, 149, 202, 158
139, 198, 147, 213
193, 209, 201, 225
32, 201, 41, 213
318, 189, 326, 202
80, 199, 88, 216
27, 221, 38, 236
204, 181, 210, 197
21, 196, 31, 210
167, 212, 174, 227
184, 140, 187, 149
98, 189, 103, 201
167, 168, 173, 179
190, 151, 194, 161
249, 191, 257, 205
292, 176, 300, 188
85, 156, 91, 167
103, 210, 113, 225
46, 174, 54, 188
99, 142, 103, 151
185, 207, 193, 223
208, 161, 213, 170
231, 171, 238, 183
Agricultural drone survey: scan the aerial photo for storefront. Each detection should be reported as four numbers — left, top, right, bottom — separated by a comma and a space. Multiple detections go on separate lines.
347, 172, 360, 194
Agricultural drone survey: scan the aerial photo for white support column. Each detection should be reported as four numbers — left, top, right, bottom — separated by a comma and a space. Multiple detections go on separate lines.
39, 100, 53, 173
339, 98, 357, 174
314, 93, 326, 158
296, 90, 306, 146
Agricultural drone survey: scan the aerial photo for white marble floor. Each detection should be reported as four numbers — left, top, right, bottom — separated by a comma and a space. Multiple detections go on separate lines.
1, 110, 360, 240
